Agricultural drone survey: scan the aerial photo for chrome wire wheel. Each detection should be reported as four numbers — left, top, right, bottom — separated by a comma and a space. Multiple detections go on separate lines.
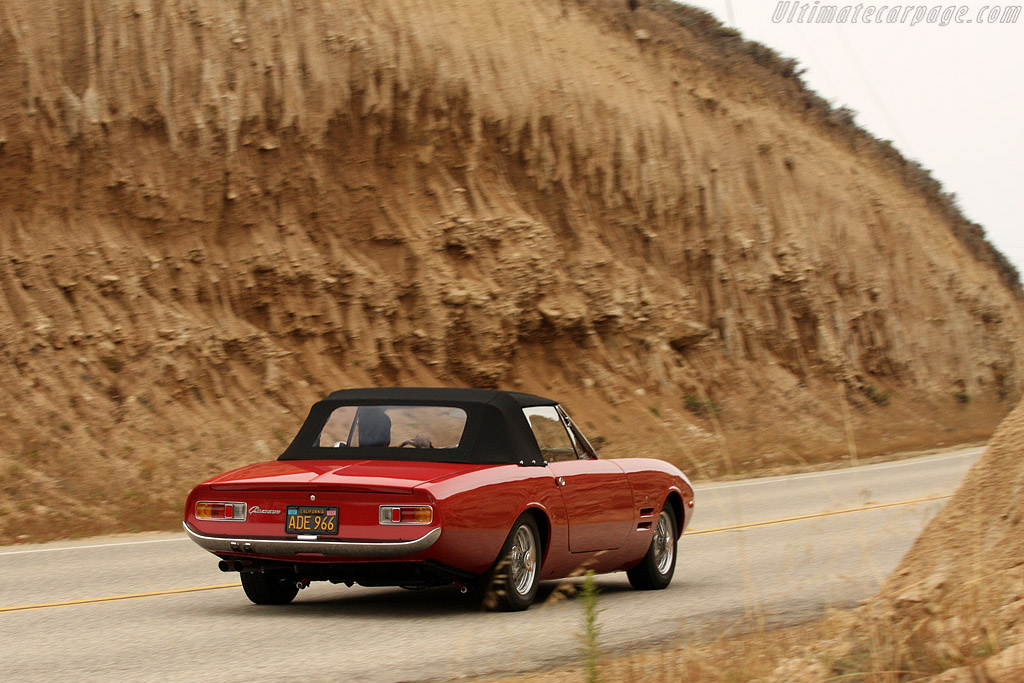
628, 505, 677, 590
652, 510, 675, 575
486, 515, 543, 611
510, 525, 538, 595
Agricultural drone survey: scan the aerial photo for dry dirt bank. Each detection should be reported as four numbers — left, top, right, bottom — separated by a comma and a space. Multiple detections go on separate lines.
0, 0, 1021, 542
789, 397, 1024, 681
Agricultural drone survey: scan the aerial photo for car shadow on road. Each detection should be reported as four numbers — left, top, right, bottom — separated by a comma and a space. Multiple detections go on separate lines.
200, 577, 642, 620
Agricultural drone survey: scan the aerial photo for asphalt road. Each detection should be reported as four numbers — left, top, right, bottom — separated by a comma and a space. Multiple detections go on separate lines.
0, 447, 982, 682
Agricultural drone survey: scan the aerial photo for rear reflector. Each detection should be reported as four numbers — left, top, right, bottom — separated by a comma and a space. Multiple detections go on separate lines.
378, 505, 433, 525
195, 501, 247, 521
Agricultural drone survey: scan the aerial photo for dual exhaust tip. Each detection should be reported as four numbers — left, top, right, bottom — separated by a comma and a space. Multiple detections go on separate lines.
218, 559, 307, 590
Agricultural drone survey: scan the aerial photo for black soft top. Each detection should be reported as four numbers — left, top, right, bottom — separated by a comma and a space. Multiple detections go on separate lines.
279, 387, 557, 465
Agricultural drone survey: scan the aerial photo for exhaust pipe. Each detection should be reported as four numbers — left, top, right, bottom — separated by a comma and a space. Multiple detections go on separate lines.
217, 560, 247, 572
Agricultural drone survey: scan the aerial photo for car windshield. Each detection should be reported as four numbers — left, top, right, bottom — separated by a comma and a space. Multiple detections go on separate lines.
316, 405, 468, 450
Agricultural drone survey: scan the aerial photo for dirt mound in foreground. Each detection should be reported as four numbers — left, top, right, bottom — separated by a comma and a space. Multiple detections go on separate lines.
768, 401, 1024, 680
861, 400, 1024, 679
0, 0, 1022, 542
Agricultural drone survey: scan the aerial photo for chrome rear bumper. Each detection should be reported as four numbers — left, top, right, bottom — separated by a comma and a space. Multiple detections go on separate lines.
183, 522, 442, 557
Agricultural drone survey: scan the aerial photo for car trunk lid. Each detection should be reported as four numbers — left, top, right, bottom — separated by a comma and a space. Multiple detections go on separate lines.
208, 459, 480, 494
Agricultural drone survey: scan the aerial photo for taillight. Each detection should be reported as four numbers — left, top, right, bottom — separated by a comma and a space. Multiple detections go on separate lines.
195, 501, 247, 521
378, 505, 433, 525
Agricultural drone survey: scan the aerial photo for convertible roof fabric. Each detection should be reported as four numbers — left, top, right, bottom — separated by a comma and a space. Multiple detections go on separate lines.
279, 387, 557, 465
322, 387, 556, 407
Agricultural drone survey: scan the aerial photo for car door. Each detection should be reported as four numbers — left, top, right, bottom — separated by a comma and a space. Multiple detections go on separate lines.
523, 406, 634, 553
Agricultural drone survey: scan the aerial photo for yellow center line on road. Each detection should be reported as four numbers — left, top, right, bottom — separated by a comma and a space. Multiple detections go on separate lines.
1, 494, 953, 614
0, 582, 241, 614
687, 494, 952, 536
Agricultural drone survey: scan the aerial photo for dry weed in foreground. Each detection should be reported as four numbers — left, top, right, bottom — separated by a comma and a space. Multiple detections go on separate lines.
490, 562, 1024, 683
579, 571, 603, 683
489, 569, 1023, 683
487, 615, 854, 683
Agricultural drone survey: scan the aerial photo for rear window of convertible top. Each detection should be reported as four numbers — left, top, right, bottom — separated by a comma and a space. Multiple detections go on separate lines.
315, 405, 468, 450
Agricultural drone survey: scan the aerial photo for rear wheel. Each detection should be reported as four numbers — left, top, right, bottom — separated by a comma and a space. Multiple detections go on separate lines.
483, 514, 542, 611
627, 506, 677, 590
240, 572, 300, 605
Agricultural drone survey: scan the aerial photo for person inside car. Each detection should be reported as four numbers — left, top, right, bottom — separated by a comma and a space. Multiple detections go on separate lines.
358, 407, 392, 447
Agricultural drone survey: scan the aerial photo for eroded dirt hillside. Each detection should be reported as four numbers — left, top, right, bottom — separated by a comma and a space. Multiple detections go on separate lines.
0, 0, 1021, 541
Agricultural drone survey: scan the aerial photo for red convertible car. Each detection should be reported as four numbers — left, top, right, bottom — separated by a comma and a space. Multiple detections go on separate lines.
184, 388, 694, 610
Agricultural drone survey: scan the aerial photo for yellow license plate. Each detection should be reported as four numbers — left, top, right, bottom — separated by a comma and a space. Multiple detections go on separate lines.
285, 506, 339, 535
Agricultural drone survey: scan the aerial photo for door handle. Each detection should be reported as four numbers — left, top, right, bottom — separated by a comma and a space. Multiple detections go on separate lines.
556, 477, 566, 487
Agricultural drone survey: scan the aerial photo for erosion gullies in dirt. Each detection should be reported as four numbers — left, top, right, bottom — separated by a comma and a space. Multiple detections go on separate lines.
0, 0, 1021, 542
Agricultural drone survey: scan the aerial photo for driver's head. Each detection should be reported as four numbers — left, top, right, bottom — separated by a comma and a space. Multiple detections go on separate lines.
359, 407, 391, 447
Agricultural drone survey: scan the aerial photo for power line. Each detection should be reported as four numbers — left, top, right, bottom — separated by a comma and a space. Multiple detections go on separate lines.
833, 24, 913, 155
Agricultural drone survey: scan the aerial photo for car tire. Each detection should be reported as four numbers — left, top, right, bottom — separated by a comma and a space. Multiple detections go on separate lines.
240, 572, 300, 605
483, 514, 542, 611
627, 505, 677, 590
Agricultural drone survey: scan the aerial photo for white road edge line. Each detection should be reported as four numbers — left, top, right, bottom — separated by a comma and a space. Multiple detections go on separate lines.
0, 537, 188, 557
0, 448, 984, 556
698, 448, 983, 491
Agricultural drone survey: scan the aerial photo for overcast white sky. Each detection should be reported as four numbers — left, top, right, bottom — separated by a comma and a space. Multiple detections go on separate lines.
680, 0, 1024, 276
